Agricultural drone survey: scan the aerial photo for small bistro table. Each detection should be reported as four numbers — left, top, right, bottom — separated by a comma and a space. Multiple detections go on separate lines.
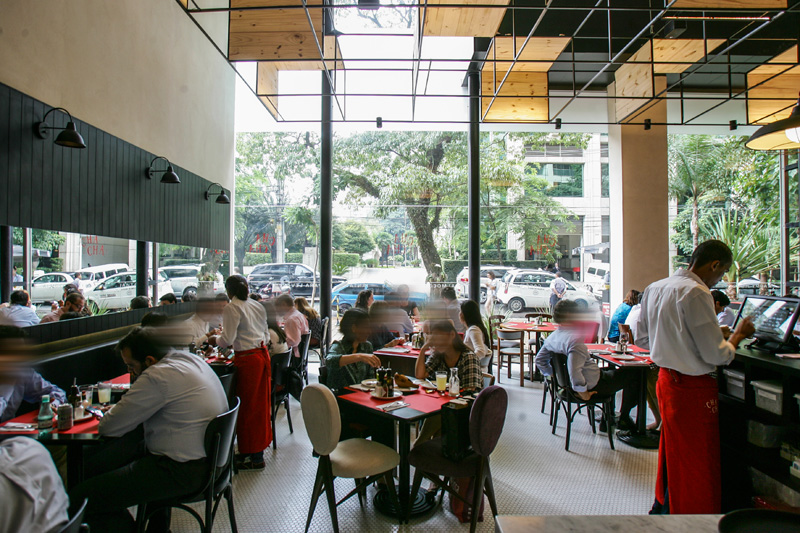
500, 321, 558, 384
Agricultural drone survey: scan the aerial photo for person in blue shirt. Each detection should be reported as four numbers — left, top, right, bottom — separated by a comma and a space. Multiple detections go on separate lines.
536, 300, 639, 431
607, 289, 641, 342
0, 291, 41, 327
0, 326, 66, 422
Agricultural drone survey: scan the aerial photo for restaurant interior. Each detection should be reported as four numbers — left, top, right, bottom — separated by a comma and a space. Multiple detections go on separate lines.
1, 0, 800, 532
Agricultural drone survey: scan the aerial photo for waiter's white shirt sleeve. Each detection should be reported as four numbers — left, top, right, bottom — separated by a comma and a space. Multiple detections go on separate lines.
218, 298, 267, 351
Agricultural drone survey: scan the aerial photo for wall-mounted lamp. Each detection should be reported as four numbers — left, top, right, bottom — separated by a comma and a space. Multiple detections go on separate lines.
204, 183, 230, 205
644, 119, 652, 130
746, 93, 800, 151
145, 156, 181, 184
729, 120, 738, 131
35, 107, 86, 149
554, 118, 562, 130
376, 117, 383, 129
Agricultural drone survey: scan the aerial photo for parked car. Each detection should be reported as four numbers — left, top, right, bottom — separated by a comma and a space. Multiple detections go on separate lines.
331, 281, 427, 312
30, 272, 78, 303
85, 271, 173, 310
247, 263, 346, 297
159, 265, 224, 299
497, 269, 599, 313
74, 263, 131, 292
583, 261, 610, 294
454, 265, 516, 303
712, 277, 780, 297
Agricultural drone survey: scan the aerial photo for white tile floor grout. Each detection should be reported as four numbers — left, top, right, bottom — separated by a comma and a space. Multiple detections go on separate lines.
170, 363, 658, 532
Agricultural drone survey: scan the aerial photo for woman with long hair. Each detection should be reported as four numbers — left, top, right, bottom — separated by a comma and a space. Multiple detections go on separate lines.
211, 274, 271, 470
355, 289, 374, 311
325, 309, 381, 391
415, 320, 482, 393
608, 289, 641, 342
261, 300, 289, 354
294, 296, 322, 347
367, 300, 403, 350
460, 300, 491, 372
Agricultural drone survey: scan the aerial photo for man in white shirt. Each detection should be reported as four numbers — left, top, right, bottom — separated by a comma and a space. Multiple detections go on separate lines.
40, 293, 85, 324
711, 290, 736, 328
70, 327, 228, 531
385, 292, 414, 336
0, 291, 40, 327
274, 294, 309, 358
0, 437, 69, 533
184, 298, 218, 348
636, 240, 754, 515
549, 272, 567, 314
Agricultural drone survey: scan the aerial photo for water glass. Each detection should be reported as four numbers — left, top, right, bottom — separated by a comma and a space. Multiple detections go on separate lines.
97, 382, 112, 405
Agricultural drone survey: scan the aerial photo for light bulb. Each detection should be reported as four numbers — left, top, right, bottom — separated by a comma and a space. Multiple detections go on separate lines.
787, 126, 800, 143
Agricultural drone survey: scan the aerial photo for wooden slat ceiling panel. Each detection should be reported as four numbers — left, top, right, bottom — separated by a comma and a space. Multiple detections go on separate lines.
229, 0, 324, 61
256, 62, 280, 120
482, 37, 571, 74
651, 39, 725, 74
482, 72, 549, 122
747, 46, 799, 124
672, 0, 786, 7
422, 0, 510, 37
614, 44, 653, 121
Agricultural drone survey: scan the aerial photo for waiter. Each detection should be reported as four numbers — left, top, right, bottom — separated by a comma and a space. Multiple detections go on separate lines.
211, 275, 271, 471
636, 240, 754, 514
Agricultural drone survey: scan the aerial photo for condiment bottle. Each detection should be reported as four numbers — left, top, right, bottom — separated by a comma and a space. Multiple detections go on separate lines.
37, 395, 54, 434
57, 403, 73, 431
386, 365, 394, 396
68, 378, 81, 408
448, 368, 460, 397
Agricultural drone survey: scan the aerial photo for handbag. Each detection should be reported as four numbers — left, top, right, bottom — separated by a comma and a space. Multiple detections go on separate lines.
441, 398, 473, 462
449, 476, 485, 523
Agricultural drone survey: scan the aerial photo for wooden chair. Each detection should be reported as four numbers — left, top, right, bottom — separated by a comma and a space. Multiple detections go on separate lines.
482, 372, 496, 389
524, 312, 552, 323
496, 328, 531, 387
488, 315, 514, 379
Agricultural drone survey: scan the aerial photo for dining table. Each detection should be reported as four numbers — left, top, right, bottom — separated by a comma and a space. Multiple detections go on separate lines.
0, 372, 130, 489
336, 384, 455, 523
501, 321, 558, 383
587, 343, 659, 449
373, 345, 420, 376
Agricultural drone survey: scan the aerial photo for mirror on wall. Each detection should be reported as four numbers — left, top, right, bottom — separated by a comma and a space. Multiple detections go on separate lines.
3, 228, 229, 324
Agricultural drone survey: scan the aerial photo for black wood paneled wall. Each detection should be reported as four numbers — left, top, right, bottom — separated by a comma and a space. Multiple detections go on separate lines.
0, 82, 230, 249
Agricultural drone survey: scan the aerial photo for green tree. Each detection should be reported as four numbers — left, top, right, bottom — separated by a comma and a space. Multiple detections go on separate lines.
12, 229, 65, 252
339, 221, 375, 256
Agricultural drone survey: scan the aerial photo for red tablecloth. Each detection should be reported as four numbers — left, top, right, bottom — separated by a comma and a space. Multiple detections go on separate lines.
587, 343, 653, 365
373, 347, 421, 359
340, 388, 453, 414
503, 321, 557, 332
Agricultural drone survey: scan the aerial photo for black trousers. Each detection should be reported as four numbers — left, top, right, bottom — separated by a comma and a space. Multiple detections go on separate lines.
70, 427, 209, 533
591, 367, 640, 417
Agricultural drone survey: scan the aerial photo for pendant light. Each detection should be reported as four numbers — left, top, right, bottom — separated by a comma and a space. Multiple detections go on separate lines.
745, 92, 800, 151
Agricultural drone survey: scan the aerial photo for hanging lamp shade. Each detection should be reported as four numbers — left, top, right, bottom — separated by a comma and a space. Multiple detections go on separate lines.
54, 121, 87, 148
746, 93, 800, 151
160, 165, 181, 184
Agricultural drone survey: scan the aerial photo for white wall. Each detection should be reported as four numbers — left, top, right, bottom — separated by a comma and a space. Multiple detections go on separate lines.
0, 0, 236, 191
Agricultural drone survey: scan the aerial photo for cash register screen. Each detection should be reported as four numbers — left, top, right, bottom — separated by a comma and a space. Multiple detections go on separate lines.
735, 297, 800, 344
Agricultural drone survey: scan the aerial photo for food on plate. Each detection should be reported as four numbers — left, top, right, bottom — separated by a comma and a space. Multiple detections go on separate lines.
394, 373, 415, 388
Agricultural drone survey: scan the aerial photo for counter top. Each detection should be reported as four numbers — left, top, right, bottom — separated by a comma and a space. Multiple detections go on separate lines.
495, 514, 721, 533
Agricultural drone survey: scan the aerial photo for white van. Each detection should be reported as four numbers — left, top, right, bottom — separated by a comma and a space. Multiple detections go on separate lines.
74, 263, 131, 292
584, 262, 610, 294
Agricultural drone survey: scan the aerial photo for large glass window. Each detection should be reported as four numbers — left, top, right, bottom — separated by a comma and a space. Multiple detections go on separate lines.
601, 163, 609, 198
536, 163, 584, 197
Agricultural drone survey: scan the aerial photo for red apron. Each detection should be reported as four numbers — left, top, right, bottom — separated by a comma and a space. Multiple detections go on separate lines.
233, 345, 272, 454
655, 367, 720, 514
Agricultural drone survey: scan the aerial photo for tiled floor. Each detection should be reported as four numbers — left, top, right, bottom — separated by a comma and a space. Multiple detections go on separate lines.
171, 363, 658, 532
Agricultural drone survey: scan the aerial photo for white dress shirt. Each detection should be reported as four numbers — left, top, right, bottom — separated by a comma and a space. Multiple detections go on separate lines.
535, 327, 600, 392
218, 297, 267, 352
0, 304, 40, 327
184, 313, 210, 347
0, 437, 69, 533
283, 308, 310, 357
624, 304, 642, 340
717, 307, 736, 327
99, 350, 228, 462
386, 308, 413, 336
636, 269, 735, 376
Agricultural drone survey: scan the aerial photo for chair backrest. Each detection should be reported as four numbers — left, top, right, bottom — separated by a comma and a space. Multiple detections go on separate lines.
58, 498, 88, 533
525, 312, 552, 322
481, 372, 495, 388
469, 385, 508, 457
497, 328, 523, 341
575, 321, 600, 344
318, 366, 328, 386
299, 332, 311, 364
301, 383, 341, 456
209, 364, 237, 408
204, 397, 240, 470
319, 316, 330, 363
618, 323, 633, 342
550, 352, 572, 393
271, 350, 293, 390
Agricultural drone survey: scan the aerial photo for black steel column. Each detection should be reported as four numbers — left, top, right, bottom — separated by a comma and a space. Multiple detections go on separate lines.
0, 226, 12, 303
136, 241, 149, 298
320, 72, 333, 339
467, 68, 481, 303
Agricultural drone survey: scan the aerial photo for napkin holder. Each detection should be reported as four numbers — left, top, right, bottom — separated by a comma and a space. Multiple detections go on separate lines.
441, 397, 474, 462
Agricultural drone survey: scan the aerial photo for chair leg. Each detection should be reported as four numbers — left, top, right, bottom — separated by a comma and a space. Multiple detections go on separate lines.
272, 404, 278, 451
518, 350, 524, 387
605, 401, 616, 451
305, 464, 325, 533
565, 402, 572, 452
484, 463, 499, 517
135, 503, 147, 533
507, 354, 511, 379
322, 458, 339, 533
588, 405, 597, 434
409, 469, 424, 522
551, 399, 560, 435
285, 398, 294, 433
470, 460, 487, 533
383, 471, 402, 523
541, 379, 548, 414
205, 489, 214, 533
225, 485, 239, 533
355, 478, 365, 507
548, 382, 556, 426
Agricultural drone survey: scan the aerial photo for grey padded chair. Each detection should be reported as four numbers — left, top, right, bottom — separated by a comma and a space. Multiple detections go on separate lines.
301, 384, 402, 533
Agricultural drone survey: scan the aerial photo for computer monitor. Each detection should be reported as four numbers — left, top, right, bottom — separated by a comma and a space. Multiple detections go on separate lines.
734, 296, 800, 346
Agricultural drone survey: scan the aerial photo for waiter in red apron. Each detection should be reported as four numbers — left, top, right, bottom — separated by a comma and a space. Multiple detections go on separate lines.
635, 240, 754, 514
212, 274, 271, 470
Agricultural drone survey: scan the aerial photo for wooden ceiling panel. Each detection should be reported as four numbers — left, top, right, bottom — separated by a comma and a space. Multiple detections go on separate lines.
482, 37, 571, 78
651, 39, 725, 73
614, 45, 653, 121
482, 72, 549, 122
229, 0, 325, 61
747, 46, 800, 124
256, 63, 280, 120
422, 0, 509, 37
672, 0, 786, 7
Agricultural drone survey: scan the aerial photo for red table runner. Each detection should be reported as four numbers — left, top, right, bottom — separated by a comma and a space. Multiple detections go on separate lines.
503, 321, 557, 332
340, 388, 453, 414
373, 347, 421, 359
587, 344, 653, 365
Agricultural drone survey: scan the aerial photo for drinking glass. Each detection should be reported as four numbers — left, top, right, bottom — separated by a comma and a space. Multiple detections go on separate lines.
97, 382, 112, 405
435, 371, 447, 392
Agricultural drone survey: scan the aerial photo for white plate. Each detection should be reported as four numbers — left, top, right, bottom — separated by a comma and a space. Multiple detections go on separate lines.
395, 386, 418, 394
361, 379, 378, 389
613, 354, 636, 360
419, 381, 438, 390
370, 390, 403, 401
73, 413, 94, 423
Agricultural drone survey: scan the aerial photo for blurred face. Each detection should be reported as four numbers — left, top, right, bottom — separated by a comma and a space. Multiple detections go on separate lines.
368, 294, 374, 307
428, 329, 456, 352
351, 320, 371, 343
66, 297, 85, 313
120, 348, 156, 380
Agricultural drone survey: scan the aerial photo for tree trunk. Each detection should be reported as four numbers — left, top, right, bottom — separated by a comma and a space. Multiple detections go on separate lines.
759, 272, 768, 295
691, 198, 700, 250
406, 206, 442, 277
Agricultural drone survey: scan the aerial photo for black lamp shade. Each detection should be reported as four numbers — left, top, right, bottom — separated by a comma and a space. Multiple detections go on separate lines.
216, 191, 231, 204
54, 121, 86, 149
746, 100, 800, 151
160, 165, 181, 184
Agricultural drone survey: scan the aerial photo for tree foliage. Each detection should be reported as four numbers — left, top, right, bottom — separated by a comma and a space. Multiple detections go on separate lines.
12, 229, 65, 252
